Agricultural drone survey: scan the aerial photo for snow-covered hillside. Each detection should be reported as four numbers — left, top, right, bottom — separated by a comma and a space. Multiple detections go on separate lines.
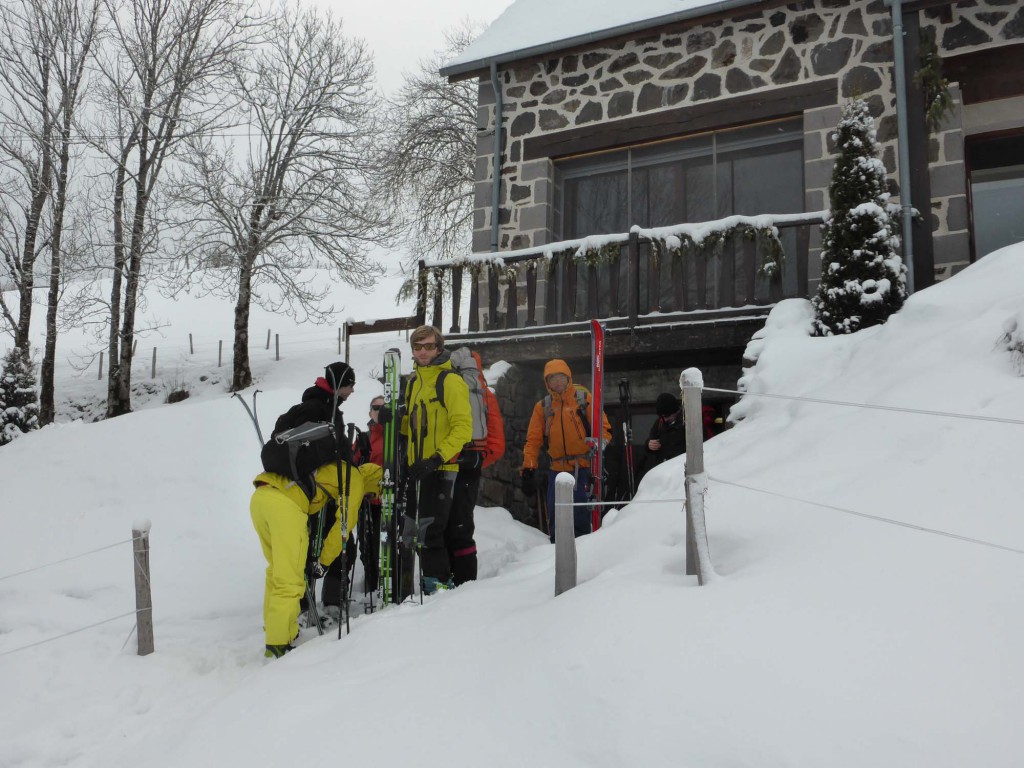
1, 244, 1023, 768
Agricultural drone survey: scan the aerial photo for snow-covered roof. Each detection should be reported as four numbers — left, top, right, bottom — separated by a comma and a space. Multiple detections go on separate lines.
441, 0, 764, 78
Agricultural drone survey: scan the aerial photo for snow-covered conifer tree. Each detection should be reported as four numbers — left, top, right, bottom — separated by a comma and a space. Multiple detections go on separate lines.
812, 99, 907, 335
0, 347, 39, 445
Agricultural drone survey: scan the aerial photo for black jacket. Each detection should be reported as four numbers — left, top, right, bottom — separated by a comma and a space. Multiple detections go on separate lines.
271, 384, 354, 464
637, 412, 686, 479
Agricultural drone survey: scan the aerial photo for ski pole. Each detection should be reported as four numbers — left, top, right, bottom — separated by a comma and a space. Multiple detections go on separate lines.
232, 390, 264, 445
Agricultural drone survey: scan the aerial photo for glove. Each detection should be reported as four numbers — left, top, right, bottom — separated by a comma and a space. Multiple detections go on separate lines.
309, 561, 327, 579
409, 453, 443, 480
457, 451, 483, 471
520, 468, 536, 493
377, 405, 393, 425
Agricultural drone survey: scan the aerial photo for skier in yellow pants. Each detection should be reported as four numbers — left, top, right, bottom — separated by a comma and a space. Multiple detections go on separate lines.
250, 461, 377, 658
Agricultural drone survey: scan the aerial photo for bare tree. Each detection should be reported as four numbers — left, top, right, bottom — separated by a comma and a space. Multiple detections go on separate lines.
90, 0, 253, 417
373, 24, 482, 275
0, 0, 57, 351
173, 4, 386, 391
37, 0, 102, 424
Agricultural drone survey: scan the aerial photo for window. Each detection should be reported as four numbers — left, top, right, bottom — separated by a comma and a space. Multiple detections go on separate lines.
557, 119, 804, 314
968, 133, 1024, 259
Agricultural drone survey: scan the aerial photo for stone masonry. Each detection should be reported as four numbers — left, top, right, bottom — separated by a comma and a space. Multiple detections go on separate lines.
471, 0, 1024, 286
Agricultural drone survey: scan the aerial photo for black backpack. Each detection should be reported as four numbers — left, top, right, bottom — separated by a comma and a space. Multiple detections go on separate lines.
261, 402, 342, 500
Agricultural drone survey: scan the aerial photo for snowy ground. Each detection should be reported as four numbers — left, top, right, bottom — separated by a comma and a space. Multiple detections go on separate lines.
1, 243, 1023, 767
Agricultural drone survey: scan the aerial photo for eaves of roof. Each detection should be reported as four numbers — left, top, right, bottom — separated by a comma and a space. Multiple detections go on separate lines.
439, 0, 765, 81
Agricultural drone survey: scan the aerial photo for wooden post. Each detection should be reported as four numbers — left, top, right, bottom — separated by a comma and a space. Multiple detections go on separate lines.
487, 265, 499, 329
432, 269, 443, 330
450, 266, 463, 334
505, 265, 518, 329
150, 347, 157, 379
345, 322, 351, 364
97, 351, 103, 380
627, 230, 639, 326
681, 368, 713, 585
468, 268, 480, 333
131, 339, 137, 359
189, 333, 194, 355
265, 329, 271, 350
338, 327, 342, 355
415, 260, 427, 326
218, 340, 223, 367
525, 262, 537, 326
132, 525, 154, 656
275, 334, 280, 361
554, 472, 577, 596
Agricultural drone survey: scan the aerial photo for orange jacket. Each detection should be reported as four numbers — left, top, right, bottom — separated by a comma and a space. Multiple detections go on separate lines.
522, 359, 611, 472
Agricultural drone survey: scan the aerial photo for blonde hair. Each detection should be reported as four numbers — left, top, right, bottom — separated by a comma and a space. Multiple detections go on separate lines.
410, 325, 444, 350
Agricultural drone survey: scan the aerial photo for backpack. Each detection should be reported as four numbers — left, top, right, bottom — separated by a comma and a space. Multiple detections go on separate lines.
260, 417, 340, 500
542, 389, 591, 442
435, 347, 488, 441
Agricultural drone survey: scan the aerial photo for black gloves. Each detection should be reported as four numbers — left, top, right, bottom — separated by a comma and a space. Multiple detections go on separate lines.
409, 453, 443, 480
520, 468, 536, 493
377, 405, 393, 425
309, 561, 327, 579
457, 451, 483, 471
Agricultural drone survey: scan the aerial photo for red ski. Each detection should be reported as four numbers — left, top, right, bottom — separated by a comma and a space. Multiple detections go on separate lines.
590, 319, 605, 531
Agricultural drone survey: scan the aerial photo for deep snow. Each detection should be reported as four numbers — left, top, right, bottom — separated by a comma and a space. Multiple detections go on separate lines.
1, 243, 1023, 767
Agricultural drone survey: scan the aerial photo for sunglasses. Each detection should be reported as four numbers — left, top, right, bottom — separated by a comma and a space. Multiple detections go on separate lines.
412, 342, 438, 351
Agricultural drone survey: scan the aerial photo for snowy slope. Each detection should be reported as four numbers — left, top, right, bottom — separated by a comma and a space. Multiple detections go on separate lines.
1, 243, 1023, 768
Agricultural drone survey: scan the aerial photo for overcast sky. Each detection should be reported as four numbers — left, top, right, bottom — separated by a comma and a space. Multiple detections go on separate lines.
317, 0, 515, 93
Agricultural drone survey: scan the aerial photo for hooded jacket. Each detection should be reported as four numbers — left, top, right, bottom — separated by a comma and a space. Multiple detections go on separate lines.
401, 349, 474, 472
522, 359, 612, 472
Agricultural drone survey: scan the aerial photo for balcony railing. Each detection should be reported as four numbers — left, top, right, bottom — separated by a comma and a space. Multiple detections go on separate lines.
346, 211, 826, 348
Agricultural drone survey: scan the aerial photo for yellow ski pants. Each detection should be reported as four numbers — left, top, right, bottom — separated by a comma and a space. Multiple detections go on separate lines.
250, 486, 309, 646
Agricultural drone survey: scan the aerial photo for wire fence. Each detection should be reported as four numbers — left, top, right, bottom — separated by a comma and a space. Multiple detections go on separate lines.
0, 535, 145, 658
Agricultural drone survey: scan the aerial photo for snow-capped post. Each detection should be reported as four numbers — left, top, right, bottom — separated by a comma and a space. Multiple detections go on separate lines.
554, 472, 578, 596
132, 523, 154, 656
680, 368, 714, 585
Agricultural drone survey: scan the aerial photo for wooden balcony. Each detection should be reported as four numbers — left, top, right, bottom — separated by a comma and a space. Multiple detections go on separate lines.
413, 211, 825, 366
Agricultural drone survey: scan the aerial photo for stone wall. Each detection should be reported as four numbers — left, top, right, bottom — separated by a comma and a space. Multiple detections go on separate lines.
471, 0, 1024, 282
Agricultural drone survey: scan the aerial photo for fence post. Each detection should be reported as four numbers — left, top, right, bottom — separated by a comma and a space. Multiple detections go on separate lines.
97, 351, 103, 380
338, 327, 342, 355
275, 334, 280, 361
680, 368, 713, 585
266, 329, 271, 350
189, 333, 194, 355
132, 524, 154, 656
218, 340, 223, 367
150, 347, 157, 379
131, 339, 137, 359
344, 322, 351, 364
554, 472, 577, 596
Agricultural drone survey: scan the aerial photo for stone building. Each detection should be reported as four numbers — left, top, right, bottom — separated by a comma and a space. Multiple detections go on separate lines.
429, 0, 1024, 522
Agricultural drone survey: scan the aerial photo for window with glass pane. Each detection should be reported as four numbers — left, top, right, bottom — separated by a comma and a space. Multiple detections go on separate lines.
556, 118, 804, 314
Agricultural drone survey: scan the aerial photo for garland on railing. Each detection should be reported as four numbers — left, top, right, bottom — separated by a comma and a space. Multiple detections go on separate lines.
646, 224, 785, 279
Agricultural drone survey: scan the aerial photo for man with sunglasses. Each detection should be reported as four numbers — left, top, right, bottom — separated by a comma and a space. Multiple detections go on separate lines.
399, 325, 473, 594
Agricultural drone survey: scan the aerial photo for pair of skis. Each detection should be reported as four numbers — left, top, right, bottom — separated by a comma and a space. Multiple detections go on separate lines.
589, 320, 605, 532
378, 348, 404, 608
